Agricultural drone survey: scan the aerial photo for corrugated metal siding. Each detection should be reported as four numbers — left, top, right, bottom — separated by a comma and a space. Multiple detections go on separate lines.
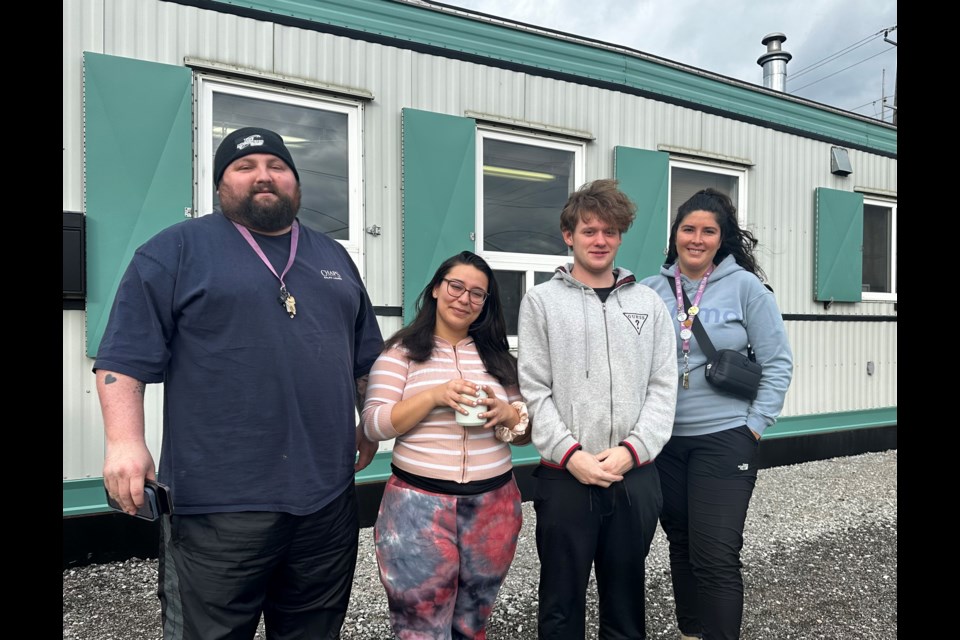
641, 101, 707, 174
64, 0, 896, 482
519, 80, 709, 179
740, 127, 820, 314
359, 45, 410, 307
411, 56, 455, 113
852, 147, 898, 200
104, 0, 274, 68
523, 76, 598, 138
63, 0, 104, 213
275, 25, 369, 88
360, 57, 408, 307
783, 320, 897, 417
62, 312, 163, 480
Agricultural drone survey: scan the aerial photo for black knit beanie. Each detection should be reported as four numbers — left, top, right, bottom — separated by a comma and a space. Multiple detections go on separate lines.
213, 127, 300, 188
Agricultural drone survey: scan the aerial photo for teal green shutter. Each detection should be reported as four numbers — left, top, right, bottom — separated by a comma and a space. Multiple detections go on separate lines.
401, 109, 476, 322
84, 53, 193, 357
814, 188, 864, 302
613, 147, 670, 279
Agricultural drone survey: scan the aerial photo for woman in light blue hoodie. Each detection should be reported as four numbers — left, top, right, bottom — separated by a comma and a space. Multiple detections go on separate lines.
642, 189, 793, 640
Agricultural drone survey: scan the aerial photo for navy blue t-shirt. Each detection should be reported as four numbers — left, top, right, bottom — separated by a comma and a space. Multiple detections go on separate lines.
94, 213, 383, 515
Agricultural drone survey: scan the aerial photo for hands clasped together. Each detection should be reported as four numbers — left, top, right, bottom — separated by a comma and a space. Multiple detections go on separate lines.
566, 446, 636, 488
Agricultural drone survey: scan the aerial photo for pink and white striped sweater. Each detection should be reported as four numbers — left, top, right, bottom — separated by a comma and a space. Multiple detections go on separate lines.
362, 337, 521, 483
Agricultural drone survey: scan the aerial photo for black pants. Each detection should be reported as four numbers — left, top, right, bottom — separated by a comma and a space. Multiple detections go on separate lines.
656, 427, 759, 640
159, 483, 359, 640
533, 463, 661, 640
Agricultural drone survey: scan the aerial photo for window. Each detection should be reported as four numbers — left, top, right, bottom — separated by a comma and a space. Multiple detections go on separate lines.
196, 77, 364, 268
476, 129, 585, 341
669, 159, 747, 222
862, 198, 897, 300
491, 265, 556, 338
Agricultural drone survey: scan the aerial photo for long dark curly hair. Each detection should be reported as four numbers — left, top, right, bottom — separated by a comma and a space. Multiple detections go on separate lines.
665, 188, 766, 281
385, 251, 517, 387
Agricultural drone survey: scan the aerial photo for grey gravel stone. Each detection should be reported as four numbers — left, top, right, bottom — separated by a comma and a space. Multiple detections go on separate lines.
63, 450, 897, 639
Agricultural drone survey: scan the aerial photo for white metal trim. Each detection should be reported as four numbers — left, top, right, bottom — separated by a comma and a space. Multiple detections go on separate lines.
668, 158, 749, 225
467, 110, 594, 141
475, 128, 585, 258
658, 144, 754, 167
185, 57, 374, 101
861, 196, 897, 302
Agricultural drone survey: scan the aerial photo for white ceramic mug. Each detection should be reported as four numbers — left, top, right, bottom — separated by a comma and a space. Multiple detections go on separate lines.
455, 387, 487, 426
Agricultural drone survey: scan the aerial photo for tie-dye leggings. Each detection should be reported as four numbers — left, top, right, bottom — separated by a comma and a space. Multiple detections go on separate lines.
374, 474, 523, 640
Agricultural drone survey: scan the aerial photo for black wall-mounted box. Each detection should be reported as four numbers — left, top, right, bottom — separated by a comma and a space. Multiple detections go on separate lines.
63, 212, 85, 304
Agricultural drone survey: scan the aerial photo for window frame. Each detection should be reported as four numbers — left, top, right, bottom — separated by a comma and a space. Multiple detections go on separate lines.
490, 258, 558, 350
860, 196, 897, 302
668, 158, 749, 225
475, 127, 585, 269
475, 128, 585, 339
195, 75, 365, 270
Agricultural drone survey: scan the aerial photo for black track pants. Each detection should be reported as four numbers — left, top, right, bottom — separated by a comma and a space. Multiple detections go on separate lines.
533, 463, 662, 640
656, 427, 759, 640
159, 483, 359, 640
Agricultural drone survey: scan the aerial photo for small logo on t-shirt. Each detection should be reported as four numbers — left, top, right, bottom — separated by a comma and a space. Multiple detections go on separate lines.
738, 463, 750, 471
236, 135, 265, 150
321, 269, 343, 280
623, 313, 648, 335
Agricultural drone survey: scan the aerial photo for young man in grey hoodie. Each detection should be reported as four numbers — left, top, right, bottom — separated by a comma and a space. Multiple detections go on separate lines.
518, 179, 678, 639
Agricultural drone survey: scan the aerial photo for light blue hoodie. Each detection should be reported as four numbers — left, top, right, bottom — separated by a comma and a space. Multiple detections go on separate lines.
641, 255, 793, 437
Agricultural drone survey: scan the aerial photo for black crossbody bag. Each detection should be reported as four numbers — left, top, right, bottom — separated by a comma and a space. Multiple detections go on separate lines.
679, 286, 762, 401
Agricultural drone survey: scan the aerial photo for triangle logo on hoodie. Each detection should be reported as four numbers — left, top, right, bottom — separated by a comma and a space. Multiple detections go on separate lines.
623, 313, 648, 335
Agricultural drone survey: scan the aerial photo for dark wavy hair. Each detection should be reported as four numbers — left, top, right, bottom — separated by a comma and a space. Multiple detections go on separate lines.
385, 251, 518, 387
665, 188, 766, 281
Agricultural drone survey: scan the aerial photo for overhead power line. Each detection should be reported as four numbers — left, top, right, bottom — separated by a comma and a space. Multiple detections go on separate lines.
847, 97, 886, 121
849, 97, 882, 113
789, 32, 881, 81
789, 47, 895, 94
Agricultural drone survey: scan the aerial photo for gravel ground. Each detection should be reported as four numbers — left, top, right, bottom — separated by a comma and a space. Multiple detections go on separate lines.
63, 450, 897, 639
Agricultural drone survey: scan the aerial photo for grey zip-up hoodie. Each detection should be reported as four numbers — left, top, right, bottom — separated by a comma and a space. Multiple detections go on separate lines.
518, 265, 678, 468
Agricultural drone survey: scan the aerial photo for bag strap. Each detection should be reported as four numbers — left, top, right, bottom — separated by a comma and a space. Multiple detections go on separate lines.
679, 286, 719, 360
669, 275, 756, 363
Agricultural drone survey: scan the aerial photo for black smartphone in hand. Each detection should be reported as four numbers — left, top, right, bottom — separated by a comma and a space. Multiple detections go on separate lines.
105, 479, 173, 521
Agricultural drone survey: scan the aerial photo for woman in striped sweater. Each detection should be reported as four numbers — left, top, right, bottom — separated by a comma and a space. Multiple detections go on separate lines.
362, 251, 529, 640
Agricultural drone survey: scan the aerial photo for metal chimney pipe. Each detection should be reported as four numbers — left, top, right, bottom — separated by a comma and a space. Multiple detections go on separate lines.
757, 32, 792, 92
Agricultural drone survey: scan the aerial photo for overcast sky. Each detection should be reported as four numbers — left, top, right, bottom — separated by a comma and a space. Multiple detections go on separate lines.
436, 0, 897, 122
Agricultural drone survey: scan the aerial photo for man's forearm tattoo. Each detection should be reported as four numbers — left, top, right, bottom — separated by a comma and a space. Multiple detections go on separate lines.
355, 375, 369, 415
103, 373, 145, 395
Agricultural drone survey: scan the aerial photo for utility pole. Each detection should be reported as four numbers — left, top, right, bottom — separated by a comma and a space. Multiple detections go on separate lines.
892, 75, 897, 126
884, 26, 898, 125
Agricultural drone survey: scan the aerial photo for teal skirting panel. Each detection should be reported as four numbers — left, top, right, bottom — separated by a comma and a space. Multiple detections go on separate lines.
63, 478, 111, 517
762, 407, 897, 439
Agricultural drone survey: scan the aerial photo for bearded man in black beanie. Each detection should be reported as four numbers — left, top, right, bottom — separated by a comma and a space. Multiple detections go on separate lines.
94, 127, 383, 640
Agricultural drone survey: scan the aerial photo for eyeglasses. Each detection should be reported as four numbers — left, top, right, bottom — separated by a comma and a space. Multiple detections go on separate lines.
442, 278, 489, 305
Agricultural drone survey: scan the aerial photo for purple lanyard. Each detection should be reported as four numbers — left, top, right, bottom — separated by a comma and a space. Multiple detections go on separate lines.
673, 264, 713, 354
232, 219, 300, 318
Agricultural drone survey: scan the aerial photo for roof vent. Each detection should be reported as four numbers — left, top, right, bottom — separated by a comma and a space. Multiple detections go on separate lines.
757, 32, 792, 92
